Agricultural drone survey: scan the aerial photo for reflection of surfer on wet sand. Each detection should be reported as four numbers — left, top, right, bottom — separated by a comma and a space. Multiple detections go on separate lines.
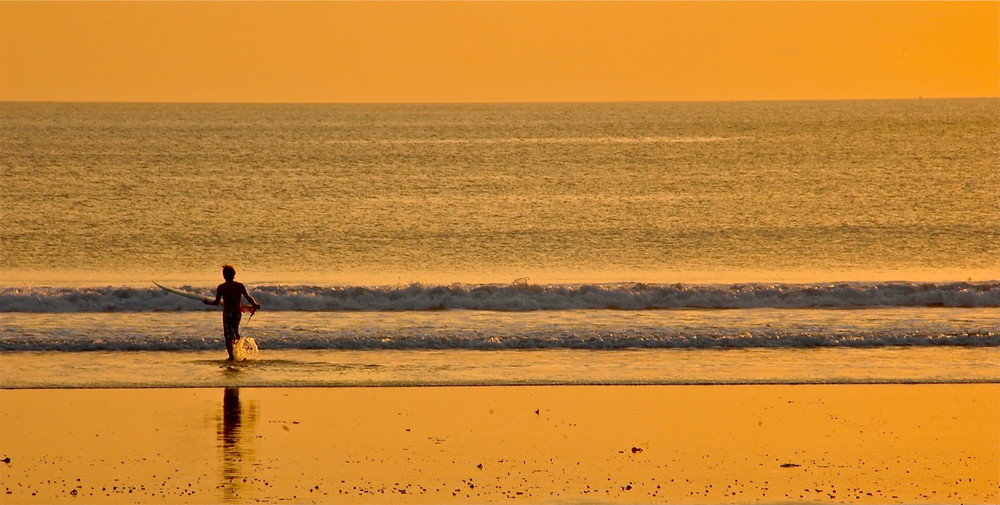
220, 387, 256, 503
222, 387, 242, 449
204, 265, 261, 361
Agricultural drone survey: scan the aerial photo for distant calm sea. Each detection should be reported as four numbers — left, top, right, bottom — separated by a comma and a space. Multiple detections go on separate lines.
1, 100, 997, 387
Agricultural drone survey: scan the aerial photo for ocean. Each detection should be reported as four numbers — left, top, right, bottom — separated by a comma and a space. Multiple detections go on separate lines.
1, 99, 997, 388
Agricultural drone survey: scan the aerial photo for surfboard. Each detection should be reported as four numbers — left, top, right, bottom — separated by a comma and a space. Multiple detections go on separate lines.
153, 282, 213, 302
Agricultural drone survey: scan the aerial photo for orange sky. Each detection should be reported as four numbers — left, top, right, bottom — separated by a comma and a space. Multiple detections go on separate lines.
0, 1, 996, 103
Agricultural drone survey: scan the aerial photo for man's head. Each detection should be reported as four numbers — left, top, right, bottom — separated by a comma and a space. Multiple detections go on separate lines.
222, 265, 236, 281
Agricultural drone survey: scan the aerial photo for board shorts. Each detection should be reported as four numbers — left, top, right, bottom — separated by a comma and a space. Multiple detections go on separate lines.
222, 308, 242, 341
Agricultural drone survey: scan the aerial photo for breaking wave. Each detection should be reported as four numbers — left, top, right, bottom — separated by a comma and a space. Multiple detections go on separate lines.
326, 136, 753, 146
1, 281, 998, 313
1, 330, 996, 352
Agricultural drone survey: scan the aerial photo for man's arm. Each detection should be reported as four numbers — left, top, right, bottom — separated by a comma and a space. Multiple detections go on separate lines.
242, 285, 261, 309
204, 287, 222, 305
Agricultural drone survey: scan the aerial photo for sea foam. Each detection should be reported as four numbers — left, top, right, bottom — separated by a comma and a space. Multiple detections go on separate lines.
1, 281, 997, 312
0, 328, 996, 352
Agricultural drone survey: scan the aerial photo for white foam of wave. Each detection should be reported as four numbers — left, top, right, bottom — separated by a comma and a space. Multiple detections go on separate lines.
1, 330, 996, 352
1, 282, 997, 313
326, 136, 753, 146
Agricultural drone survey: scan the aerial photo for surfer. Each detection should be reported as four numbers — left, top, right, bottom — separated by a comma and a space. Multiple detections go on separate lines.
204, 265, 261, 360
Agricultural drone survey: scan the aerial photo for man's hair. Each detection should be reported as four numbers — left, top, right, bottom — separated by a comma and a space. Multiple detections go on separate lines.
222, 265, 236, 281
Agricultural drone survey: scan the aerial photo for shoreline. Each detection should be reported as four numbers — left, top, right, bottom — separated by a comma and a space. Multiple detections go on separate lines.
3, 347, 998, 389
4, 379, 1000, 390
2, 384, 997, 504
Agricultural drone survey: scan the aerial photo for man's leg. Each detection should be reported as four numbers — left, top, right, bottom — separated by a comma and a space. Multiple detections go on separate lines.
223, 310, 242, 360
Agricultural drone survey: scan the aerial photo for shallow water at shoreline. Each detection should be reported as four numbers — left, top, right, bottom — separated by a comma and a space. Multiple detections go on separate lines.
3, 306, 996, 388
3, 347, 997, 389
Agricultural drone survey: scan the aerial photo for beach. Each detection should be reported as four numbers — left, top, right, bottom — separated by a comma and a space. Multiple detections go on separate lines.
1, 384, 997, 504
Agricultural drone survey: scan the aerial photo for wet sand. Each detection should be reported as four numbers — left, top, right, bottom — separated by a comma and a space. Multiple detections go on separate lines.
1, 385, 997, 504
